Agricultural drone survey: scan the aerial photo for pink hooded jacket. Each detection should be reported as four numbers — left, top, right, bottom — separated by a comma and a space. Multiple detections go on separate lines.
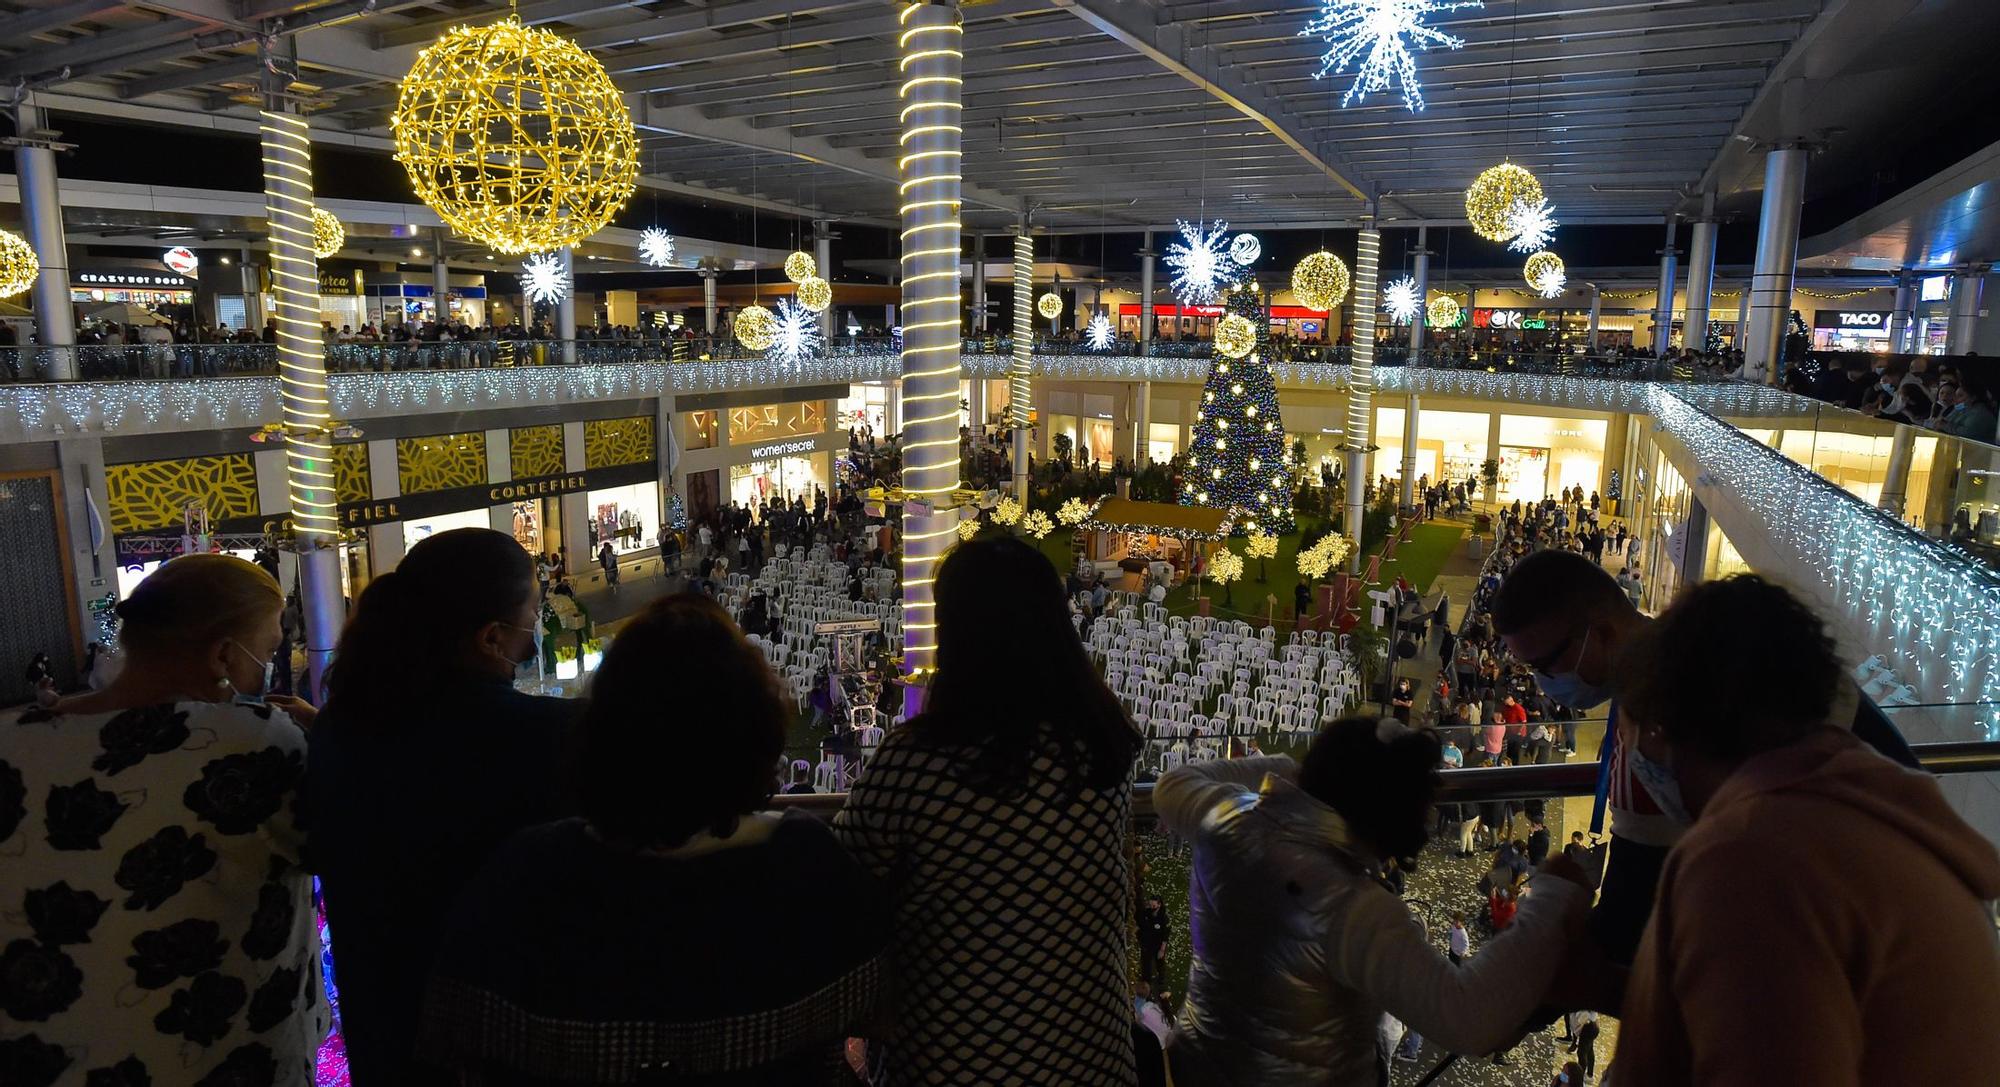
1615, 729, 2000, 1086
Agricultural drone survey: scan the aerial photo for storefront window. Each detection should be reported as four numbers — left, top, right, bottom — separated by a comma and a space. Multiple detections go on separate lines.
1497, 415, 1607, 501
587, 482, 659, 553
403, 507, 490, 551
1146, 422, 1181, 466
685, 410, 719, 450
510, 500, 544, 554
729, 401, 825, 444
730, 455, 827, 513
836, 385, 892, 436
1372, 408, 1492, 492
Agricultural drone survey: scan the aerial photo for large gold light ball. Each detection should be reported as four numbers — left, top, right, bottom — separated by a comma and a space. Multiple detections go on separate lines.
1426, 293, 1462, 328
1466, 163, 1544, 242
391, 17, 639, 255
784, 250, 816, 283
310, 208, 345, 260
1213, 313, 1257, 359
1036, 291, 1063, 320
1524, 250, 1565, 293
0, 228, 40, 299
735, 304, 778, 351
795, 275, 832, 312
1291, 251, 1350, 312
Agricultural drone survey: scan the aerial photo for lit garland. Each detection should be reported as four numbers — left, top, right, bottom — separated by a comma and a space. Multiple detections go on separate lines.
1037, 291, 1063, 319
767, 298, 821, 363
1022, 509, 1054, 539
735, 304, 778, 351
1503, 197, 1557, 254
1381, 274, 1421, 324
784, 250, 817, 282
796, 275, 832, 312
1007, 233, 1033, 432
1057, 496, 1092, 525
1292, 250, 1352, 311
1084, 312, 1115, 350
1426, 293, 1462, 327
1299, 0, 1481, 112
519, 251, 569, 306
0, 228, 39, 299
1229, 233, 1262, 265
1185, 280, 1294, 534
310, 207, 344, 260
638, 227, 676, 268
1166, 218, 1238, 307
258, 108, 339, 547
1524, 250, 1565, 298
1080, 502, 1241, 543
1465, 163, 1543, 242
1213, 313, 1257, 358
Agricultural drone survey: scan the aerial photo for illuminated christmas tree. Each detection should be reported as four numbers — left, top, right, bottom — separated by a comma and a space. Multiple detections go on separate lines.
1182, 280, 1295, 534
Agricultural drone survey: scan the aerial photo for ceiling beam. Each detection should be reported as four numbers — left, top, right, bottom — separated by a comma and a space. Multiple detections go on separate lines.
117, 51, 260, 97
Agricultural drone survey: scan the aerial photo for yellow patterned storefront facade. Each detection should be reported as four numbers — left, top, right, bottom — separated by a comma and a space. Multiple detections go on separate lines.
510, 425, 565, 478
396, 432, 488, 494
105, 454, 262, 535
332, 444, 371, 507
583, 416, 656, 469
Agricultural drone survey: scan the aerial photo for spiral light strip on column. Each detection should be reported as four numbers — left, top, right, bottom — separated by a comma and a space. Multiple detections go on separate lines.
1343, 228, 1381, 571
1008, 231, 1033, 429
261, 108, 337, 543
897, 0, 964, 680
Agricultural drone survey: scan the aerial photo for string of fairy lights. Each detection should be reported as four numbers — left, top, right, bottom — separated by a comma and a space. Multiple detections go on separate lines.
259, 107, 339, 545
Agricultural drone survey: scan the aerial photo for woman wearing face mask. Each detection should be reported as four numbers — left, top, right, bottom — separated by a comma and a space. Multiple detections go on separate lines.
310, 528, 581, 1083
0, 554, 326, 1082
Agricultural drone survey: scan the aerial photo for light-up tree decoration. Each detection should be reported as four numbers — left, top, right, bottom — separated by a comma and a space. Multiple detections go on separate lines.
1184, 280, 1295, 535
1208, 547, 1245, 606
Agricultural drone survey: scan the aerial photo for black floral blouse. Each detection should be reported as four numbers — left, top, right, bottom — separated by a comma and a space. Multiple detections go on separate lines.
0, 700, 325, 1086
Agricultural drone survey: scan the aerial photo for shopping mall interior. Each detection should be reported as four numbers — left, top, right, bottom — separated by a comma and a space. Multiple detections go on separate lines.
0, 1, 1997, 1084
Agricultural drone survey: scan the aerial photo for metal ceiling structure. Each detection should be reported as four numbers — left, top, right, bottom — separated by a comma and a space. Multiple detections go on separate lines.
0, 0, 1832, 232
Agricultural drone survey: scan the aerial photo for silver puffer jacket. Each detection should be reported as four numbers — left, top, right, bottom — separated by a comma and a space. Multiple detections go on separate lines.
1155, 756, 1581, 1087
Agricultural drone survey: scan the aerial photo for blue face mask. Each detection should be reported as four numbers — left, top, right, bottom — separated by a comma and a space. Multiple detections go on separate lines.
226, 640, 275, 706
1533, 627, 1613, 710
1627, 743, 1694, 825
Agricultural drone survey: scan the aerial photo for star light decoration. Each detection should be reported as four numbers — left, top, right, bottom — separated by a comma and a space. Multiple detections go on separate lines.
1166, 219, 1242, 307
766, 297, 820, 363
1381, 275, 1422, 324
1503, 197, 1558, 254
1524, 251, 1566, 299
638, 227, 676, 268
0, 228, 40, 299
1084, 312, 1115, 351
1300, 0, 1482, 113
519, 251, 568, 306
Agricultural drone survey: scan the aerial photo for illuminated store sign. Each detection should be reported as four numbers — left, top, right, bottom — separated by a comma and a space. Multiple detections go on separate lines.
161, 247, 200, 276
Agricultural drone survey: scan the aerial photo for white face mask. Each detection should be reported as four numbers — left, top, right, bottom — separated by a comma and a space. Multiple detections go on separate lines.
1627, 743, 1695, 825
226, 640, 275, 705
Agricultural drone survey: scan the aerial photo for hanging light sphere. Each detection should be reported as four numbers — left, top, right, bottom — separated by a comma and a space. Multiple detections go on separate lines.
735, 304, 778, 351
795, 275, 832, 312
0, 228, 38, 299
391, 17, 639, 255
1426, 293, 1462, 328
1037, 291, 1063, 320
1465, 162, 1545, 242
1291, 250, 1351, 312
1523, 250, 1566, 294
310, 208, 344, 260
784, 250, 817, 283
1213, 313, 1258, 359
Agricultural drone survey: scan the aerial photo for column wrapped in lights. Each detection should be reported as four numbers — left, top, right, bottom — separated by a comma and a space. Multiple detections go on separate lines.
260, 101, 343, 698
1343, 227, 1381, 572
1009, 229, 1034, 502
897, 0, 963, 698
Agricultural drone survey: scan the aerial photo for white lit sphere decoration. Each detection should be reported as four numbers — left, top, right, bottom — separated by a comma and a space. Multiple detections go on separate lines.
310, 208, 344, 259
391, 17, 639, 255
1037, 292, 1063, 320
1214, 313, 1258, 359
795, 275, 832, 312
518, 251, 569, 306
0, 228, 41, 299
1291, 250, 1351, 312
638, 227, 676, 268
735, 304, 778, 352
1229, 232, 1262, 265
784, 250, 816, 283
1524, 251, 1566, 297
1426, 293, 1462, 328
1465, 162, 1544, 242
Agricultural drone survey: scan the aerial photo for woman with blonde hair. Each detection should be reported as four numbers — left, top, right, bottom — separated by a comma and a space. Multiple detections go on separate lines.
0, 553, 325, 1084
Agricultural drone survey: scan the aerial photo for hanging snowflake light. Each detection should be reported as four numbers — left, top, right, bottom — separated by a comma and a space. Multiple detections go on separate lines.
1524, 250, 1566, 299
1229, 233, 1262, 266
1084, 312, 1115, 350
1503, 197, 1558, 255
1381, 275, 1421, 324
766, 297, 821, 363
638, 227, 676, 267
1299, 0, 1483, 113
1532, 266, 1567, 299
519, 251, 568, 306
1166, 218, 1236, 307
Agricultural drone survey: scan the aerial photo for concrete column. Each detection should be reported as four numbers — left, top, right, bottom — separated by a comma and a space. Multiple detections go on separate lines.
1138, 231, 1156, 356
884, 303, 897, 329
14, 101, 75, 372
560, 419, 590, 577
1878, 424, 1916, 519
1653, 213, 1679, 355
699, 268, 719, 335
555, 246, 577, 364
1948, 267, 1987, 355
604, 290, 637, 329
56, 440, 115, 645
1343, 227, 1381, 572
365, 439, 404, 575
1733, 286, 1750, 347
431, 230, 450, 323
1130, 380, 1151, 464
1586, 288, 1603, 352
486, 427, 513, 534
1400, 393, 1420, 511
1745, 146, 1809, 384
1888, 268, 1916, 353
813, 220, 833, 291
1683, 204, 1718, 353
1408, 227, 1430, 357
1008, 228, 1034, 502
970, 233, 986, 333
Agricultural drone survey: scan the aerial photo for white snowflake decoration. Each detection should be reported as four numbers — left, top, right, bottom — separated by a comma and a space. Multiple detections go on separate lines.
1503, 198, 1558, 255
1084, 312, 1114, 350
638, 227, 676, 268
1530, 265, 1567, 300
1300, 0, 1483, 113
1166, 218, 1237, 307
767, 297, 821, 363
1381, 275, 1422, 324
519, 251, 568, 306
1229, 233, 1262, 266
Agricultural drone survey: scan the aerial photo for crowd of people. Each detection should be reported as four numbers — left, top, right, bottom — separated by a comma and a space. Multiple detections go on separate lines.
1798, 351, 1999, 442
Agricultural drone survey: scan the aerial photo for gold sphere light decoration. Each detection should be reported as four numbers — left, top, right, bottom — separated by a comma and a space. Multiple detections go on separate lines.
1291, 251, 1351, 311
1523, 250, 1565, 294
1213, 313, 1257, 359
310, 207, 344, 259
784, 250, 817, 283
795, 275, 832, 312
0, 228, 40, 299
1426, 293, 1462, 328
391, 17, 639, 255
1036, 291, 1063, 320
735, 304, 778, 351
1465, 162, 1544, 242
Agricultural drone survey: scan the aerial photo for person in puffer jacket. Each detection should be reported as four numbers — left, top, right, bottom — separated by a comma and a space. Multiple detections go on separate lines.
1155, 717, 1592, 1086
